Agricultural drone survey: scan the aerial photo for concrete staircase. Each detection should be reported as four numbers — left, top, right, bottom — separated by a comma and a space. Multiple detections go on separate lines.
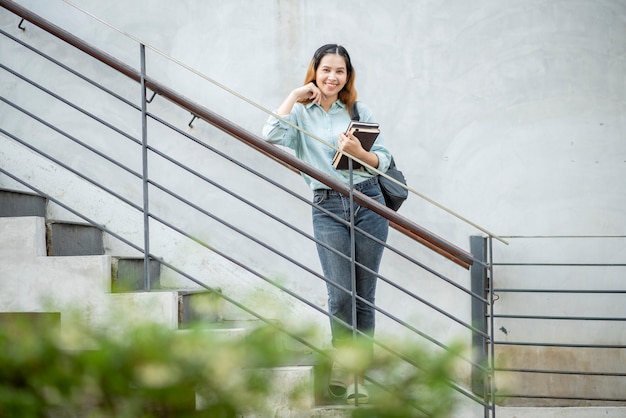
0, 188, 351, 417
0, 192, 178, 331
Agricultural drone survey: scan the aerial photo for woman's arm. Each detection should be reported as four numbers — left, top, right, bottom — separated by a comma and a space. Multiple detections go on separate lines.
263, 85, 318, 146
276, 83, 323, 116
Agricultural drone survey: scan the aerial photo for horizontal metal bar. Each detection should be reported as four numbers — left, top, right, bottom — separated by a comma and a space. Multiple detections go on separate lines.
494, 394, 626, 403
493, 288, 626, 294
494, 341, 626, 349
495, 367, 626, 377
500, 235, 626, 239
495, 263, 626, 267
491, 314, 626, 321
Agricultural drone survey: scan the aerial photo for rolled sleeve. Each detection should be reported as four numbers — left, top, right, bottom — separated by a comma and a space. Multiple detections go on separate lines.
370, 147, 392, 174
262, 113, 295, 146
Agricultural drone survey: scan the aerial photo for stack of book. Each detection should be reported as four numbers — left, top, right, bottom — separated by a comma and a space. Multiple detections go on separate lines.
332, 120, 380, 170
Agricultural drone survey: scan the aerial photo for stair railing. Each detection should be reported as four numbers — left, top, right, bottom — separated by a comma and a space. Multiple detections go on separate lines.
490, 235, 626, 406
0, 0, 505, 415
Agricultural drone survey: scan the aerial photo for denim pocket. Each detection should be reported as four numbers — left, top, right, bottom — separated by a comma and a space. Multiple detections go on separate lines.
313, 190, 327, 206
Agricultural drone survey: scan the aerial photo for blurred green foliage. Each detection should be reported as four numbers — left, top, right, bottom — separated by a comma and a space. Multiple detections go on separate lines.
0, 314, 463, 417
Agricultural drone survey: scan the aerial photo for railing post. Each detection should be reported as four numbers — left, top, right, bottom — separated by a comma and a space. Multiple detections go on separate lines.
140, 43, 151, 291
470, 235, 490, 415
487, 235, 495, 417
348, 161, 357, 343
347, 160, 360, 404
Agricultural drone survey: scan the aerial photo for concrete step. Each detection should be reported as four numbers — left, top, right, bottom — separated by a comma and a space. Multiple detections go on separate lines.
310, 406, 626, 418
0, 188, 46, 217
0, 215, 47, 258
47, 221, 104, 256
180, 319, 325, 416
496, 407, 626, 418
0, 312, 61, 335
237, 366, 316, 418
309, 406, 355, 417
178, 289, 224, 327
111, 257, 162, 292
0, 251, 111, 314
91, 291, 179, 332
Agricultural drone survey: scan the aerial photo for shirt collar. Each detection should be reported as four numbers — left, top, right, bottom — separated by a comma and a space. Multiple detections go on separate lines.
305, 100, 346, 111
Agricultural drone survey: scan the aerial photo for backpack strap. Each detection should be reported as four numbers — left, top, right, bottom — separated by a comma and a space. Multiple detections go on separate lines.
349, 102, 360, 121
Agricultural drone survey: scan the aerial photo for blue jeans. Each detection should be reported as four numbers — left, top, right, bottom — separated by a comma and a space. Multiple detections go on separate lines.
312, 177, 389, 352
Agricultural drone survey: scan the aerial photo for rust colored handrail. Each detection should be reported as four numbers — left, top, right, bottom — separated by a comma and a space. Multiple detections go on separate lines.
0, 0, 474, 268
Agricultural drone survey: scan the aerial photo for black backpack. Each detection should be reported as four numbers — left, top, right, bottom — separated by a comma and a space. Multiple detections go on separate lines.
350, 103, 408, 211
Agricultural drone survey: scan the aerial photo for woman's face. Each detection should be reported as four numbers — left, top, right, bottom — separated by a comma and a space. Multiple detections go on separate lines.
315, 54, 348, 101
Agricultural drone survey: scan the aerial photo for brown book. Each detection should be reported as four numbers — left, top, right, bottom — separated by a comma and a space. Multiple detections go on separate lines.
332, 121, 380, 170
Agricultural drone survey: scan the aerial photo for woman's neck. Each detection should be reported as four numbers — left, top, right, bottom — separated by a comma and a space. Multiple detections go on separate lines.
320, 95, 337, 111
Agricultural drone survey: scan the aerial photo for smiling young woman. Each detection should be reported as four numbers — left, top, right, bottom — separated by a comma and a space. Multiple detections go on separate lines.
262, 44, 392, 405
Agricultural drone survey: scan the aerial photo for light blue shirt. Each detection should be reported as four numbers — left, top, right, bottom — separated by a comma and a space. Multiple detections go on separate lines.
262, 101, 392, 191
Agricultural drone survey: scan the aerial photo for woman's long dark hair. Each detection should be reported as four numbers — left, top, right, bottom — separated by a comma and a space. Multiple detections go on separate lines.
300, 44, 357, 114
